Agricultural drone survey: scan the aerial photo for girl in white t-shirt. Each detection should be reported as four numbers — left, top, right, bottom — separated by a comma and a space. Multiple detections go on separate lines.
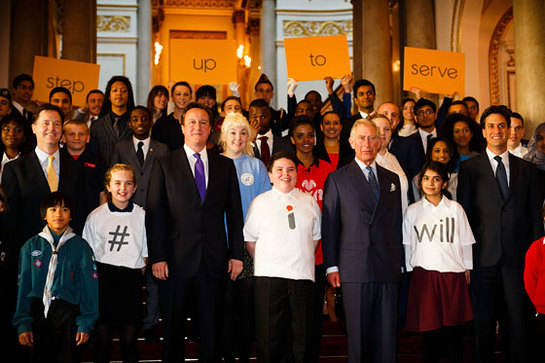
83, 164, 147, 363
403, 161, 475, 363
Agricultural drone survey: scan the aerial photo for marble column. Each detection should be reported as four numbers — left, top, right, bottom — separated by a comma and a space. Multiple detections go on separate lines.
9, 0, 49, 80
513, 0, 545, 134
137, 0, 152, 105
63, 0, 97, 63
352, 0, 393, 105
260, 0, 277, 107
234, 10, 250, 108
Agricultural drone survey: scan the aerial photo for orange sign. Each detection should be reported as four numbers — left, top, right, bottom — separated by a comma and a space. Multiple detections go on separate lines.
403, 47, 465, 96
32, 56, 100, 106
284, 35, 351, 81
169, 39, 237, 85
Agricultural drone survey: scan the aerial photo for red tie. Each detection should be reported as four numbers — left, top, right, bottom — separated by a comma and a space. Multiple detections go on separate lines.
260, 136, 270, 167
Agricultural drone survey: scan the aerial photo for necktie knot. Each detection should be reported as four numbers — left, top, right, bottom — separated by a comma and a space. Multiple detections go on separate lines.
194, 153, 201, 160
138, 141, 144, 148
260, 136, 268, 142
494, 155, 502, 163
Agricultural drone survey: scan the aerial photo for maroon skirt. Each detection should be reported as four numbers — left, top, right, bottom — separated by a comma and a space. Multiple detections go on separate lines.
405, 267, 473, 332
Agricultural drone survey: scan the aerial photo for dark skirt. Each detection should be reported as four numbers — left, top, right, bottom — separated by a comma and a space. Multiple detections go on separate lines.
406, 267, 473, 332
96, 262, 143, 325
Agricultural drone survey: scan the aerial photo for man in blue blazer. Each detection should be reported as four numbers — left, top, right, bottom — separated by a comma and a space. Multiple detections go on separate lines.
322, 118, 403, 363
146, 103, 244, 362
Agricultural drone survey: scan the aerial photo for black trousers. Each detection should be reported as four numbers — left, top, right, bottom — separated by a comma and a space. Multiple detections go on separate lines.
27, 299, 81, 363
159, 262, 226, 363
254, 276, 314, 363
471, 264, 529, 363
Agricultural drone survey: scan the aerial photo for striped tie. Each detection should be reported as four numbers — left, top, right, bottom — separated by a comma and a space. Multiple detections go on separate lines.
43, 230, 69, 317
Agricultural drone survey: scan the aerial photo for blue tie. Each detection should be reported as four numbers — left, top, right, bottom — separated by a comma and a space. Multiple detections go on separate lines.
366, 166, 379, 200
194, 153, 206, 201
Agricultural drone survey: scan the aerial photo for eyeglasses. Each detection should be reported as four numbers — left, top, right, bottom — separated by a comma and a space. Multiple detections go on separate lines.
417, 109, 435, 116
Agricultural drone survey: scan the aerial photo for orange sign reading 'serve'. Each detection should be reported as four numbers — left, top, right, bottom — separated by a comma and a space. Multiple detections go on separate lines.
169, 39, 237, 85
403, 47, 465, 96
32, 56, 100, 107
284, 35, 351, 82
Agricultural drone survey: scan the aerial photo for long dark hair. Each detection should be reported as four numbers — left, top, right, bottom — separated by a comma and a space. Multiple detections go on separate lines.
439, 113, 484, 153
425, 137, 457, 174
99, 76, 135, 117
147, 85, 169, 119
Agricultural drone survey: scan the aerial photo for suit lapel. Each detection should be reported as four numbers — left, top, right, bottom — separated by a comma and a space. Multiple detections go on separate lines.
507, 153, 519, 201
29, 153, 53, 194
124, 141, 142, 171
347, 161, 377, 220
178, 148, 204, 204
102, 114, 119, 142
478, 152, 504, 203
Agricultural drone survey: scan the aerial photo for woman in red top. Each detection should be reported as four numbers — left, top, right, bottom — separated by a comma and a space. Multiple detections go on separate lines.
290, 115, 335, 361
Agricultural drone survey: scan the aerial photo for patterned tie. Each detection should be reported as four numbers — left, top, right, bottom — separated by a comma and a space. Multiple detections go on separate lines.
366, 166, 379, 200
47, 155, 58, 192
194, 153, 206, 201
259, 136, 271, 167
43, 230, 69, 317
494, 156, 508, 199
136, 141, 144, 167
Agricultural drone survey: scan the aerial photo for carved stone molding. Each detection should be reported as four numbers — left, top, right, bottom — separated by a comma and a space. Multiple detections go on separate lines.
283, 20, 353, 37
489, 7, 513, 105
450, 0, 464, 52
97, 15, 131, 32
162, 0, 235, 7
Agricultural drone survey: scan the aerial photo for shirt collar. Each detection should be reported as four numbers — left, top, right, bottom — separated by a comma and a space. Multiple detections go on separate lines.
422, 194, 449, 209
271, 186, 298, 200
12, 100, 24, 114
35, 146, 60, 164
133, 136, 150, 150
354, 157, 377, 175
184, 143, 208, 162
107, 201, 134, 213
486, 147, 509, 166
258, 129, 273, 140
418, 127, 436, 138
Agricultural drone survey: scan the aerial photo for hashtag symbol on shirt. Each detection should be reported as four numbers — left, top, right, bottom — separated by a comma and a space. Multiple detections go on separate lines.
108, 225, 130, 252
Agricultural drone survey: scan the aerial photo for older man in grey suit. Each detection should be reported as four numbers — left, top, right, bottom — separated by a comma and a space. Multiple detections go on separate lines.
322, 118, 403, 363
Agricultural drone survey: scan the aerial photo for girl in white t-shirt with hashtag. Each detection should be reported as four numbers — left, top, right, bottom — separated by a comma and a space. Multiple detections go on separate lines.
403, 161, 475, 363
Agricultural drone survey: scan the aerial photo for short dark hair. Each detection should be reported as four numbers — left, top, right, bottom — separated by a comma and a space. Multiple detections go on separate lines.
171, 81, 192, 97
509, 111, 524, 127
304, 90, 321, 101
196, 85, 216, 101
221, 96, 242, 112
289, 115, 315, 137
462, 96, 479, 109
419, 161, 450, 196
480, 105, 511, 129
268, 151, 298, 172
12, 74, 34, 89
34, 103, 63, 123
131, 105, 152, 120
181, 102, 213, 125
1, 113, 26, 130
448, 100, 468, 113
255, 74, 274, 92
414, 98, 437, 114
353, 79, 376, 98
49, 87, 72, 103
321, 111, 341, 123
40, 192, 73, 220
86, 89, 104, 103
248, 98, 269, 110
401, 98, 415, 109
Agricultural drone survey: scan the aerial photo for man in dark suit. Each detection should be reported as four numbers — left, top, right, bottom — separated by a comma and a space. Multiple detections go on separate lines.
457, 106, 543, 363
322, 118, 403, 363
146, 102, 244, 362
253, 74, 289, 136
110, 106, 168, 207
249, 99, 294, 167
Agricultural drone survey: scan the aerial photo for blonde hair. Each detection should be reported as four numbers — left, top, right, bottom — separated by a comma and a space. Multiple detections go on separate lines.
220, 113, 254, 156
62, 119, 89, 133
104, 164, 136, 200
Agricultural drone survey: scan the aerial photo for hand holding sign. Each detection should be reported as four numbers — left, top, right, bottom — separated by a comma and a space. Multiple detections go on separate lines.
403, 47, 465, 96
284, 35, 351, 82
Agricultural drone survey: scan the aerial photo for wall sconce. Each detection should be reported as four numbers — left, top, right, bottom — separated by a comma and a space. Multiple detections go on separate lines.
244, 55, 251, 67
154, 41, 163, 66
237, 45, 244, 59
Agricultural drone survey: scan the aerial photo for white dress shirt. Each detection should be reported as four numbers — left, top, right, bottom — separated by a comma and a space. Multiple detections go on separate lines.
255, 129, 274, 153
35, 147, 60, 181
508, 144, 528, 159
133, 136, 150, 160
418, 128, 437, 154
183, 144, 209, 187
486, 148, 510, 186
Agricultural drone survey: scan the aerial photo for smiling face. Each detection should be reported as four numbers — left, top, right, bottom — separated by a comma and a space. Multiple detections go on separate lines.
107, 170, 136, 209
373, 117, 392, 151
269, 157, 297, 194
110, 81, 129, 108
354, 85, 375, 112
33, 110, 62, 151
223, 125, 249, 157
1, 120, 25, 151
421, 169, 447, 199
181, 107, 211, 151
453, 120, 472, 148
416, 105, 436, 132
349, 123, 379, 165
87, 92, 104, 116
508, 117, 525, 149
430, 140, 451, 164
44, 203, 71, 235
291, 123, 315, 156
222, 99, 242, 116
482, 113, 508, 153
321, 113, 342, 140
50, 92, 72, 118
402, 100, 415, 121
377, 103, 400, 130
129, 108, 152, 140
153, 92, 168, 112
172, 85, 192, 111
62, 123, 89, 155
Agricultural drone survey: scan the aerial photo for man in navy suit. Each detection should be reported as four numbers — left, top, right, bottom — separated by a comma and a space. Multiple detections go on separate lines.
458, 106, 543, 362
322, 118, 402, 363
146, 103, 244, 362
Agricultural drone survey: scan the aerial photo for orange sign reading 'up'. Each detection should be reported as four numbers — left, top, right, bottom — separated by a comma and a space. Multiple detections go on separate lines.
284, 35, 351, 82
169, 39, 237, 85
403, 47, 465, 96
32, 56, 100, 107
